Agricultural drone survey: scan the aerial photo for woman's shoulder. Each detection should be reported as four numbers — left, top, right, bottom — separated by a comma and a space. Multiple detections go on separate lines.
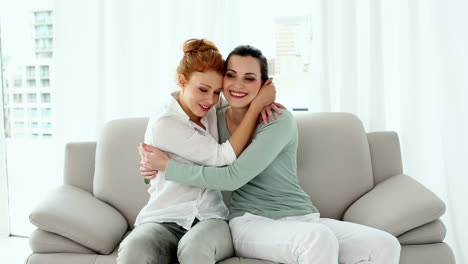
266, 109, 295, 125
276, 109, 294, 120
147, 110, 189, 135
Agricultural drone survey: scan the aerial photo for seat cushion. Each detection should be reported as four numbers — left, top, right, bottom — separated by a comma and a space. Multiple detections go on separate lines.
400, 243, 455, 264
29, 229, 95, 254
398, 219, 446, 245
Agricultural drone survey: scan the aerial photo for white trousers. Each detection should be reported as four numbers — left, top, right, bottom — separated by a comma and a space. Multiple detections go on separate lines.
229, 213, 401, 264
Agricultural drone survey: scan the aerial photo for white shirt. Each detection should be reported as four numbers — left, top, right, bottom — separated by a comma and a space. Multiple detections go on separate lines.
135, 92, 236, 230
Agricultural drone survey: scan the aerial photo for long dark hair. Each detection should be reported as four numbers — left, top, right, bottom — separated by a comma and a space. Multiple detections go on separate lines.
225, 45, 268, 84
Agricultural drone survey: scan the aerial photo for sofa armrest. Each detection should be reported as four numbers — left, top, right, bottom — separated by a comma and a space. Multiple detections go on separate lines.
367, 132, 403, 184
64, 142, 97, 193
343, 174, 445, 236
30, 184, 127, 254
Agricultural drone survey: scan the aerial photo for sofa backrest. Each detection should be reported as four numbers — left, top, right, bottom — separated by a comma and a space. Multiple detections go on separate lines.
93, 113, 375, 227
93, 118, 150, 228
295, 112, 374, 219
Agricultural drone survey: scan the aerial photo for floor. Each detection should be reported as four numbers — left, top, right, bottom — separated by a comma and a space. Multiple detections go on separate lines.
0, 236, 31, 264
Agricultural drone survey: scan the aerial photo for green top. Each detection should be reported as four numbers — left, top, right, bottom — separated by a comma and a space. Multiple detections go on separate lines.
166, 107, 318, 219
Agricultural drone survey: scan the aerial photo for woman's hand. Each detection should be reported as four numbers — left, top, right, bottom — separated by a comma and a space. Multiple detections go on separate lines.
139, 162, 158, 180
251, 78, 276, 110
138, 143, 170, 176
260, 102, 287, 124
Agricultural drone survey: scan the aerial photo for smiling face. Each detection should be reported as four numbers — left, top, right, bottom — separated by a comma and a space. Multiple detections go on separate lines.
223, 55, 263, 109
178, 70, 223, 121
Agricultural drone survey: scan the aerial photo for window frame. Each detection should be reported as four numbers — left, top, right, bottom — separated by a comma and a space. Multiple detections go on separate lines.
0, 30, 12, 238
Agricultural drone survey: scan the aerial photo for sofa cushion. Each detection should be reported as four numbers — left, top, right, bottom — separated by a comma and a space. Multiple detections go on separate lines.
29, 229, 95, 254
29, 184, 127, 254
343, 174, 446, 236
295, 112, 374, 219
400, 243, 455, 264
398, 219, 446, 245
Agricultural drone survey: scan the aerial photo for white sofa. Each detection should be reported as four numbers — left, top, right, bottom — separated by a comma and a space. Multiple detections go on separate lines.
27, 112, 455, 264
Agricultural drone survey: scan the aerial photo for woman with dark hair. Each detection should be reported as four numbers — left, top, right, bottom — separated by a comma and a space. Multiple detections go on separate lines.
140, 44, 401, 264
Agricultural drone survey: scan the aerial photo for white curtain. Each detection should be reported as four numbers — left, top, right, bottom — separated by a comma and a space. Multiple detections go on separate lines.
54, 0, 229, 142
313, 0, 467, 262
54, 0, 467, 262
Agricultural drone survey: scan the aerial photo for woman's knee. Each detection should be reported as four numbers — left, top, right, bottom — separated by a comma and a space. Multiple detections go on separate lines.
177, 220, 234, 262
377, 232, 401, 260
313, 225, 339, 252
117, 228, 177, 264
297, 225, 339, 263
344, 229, 401, 264
296, 225, 339, 253
118, 237, 156, 263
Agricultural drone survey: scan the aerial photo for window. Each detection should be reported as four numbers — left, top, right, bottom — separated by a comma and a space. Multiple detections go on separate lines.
2, 3, 56, 237
13, 132, 24, 138
36, 52, 52, 58
12, 108, 24, 118
41, 93, 51, 103
40, 79, 50, 87
41, 122, 52, 129
41, 107, 51, 118
13, 94, 23, 103
26, 66, 35, 78
34, 10, 52, 24
27, 80, 36, 87
27, 93, 37, 103
13, 122, 24, 129
35, 25, 52, 37
29, 108, 38, 118
35, 39, 52, 51
40, 65, 49, 77
14, 79, 22, 87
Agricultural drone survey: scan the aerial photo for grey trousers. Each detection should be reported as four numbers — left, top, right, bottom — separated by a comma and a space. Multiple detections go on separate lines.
117, 219, 234, 264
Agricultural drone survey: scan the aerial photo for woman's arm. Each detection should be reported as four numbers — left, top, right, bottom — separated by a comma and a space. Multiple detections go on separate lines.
148, 80, 277, 168
226, 78, 276, 157
151, 115, 236, 167
141, 111, 296, 191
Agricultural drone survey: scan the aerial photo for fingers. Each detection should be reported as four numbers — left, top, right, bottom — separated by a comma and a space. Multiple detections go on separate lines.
261, 78, 273, 88
138, 146, 143, 157
138, 147, 150, 165
138, 144, 154, 164
271, 103, 282, 114
141, 143, 153, 152
142, 170, 157, 177
261, 109, 268, 125
144, 174, 157, 180
265, 106, 276, 121
141, 168, 156, 174
274, 102, 287, 110
139, 162, 158, 180
267, 107, 275, 121
139, 162, 152, 170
